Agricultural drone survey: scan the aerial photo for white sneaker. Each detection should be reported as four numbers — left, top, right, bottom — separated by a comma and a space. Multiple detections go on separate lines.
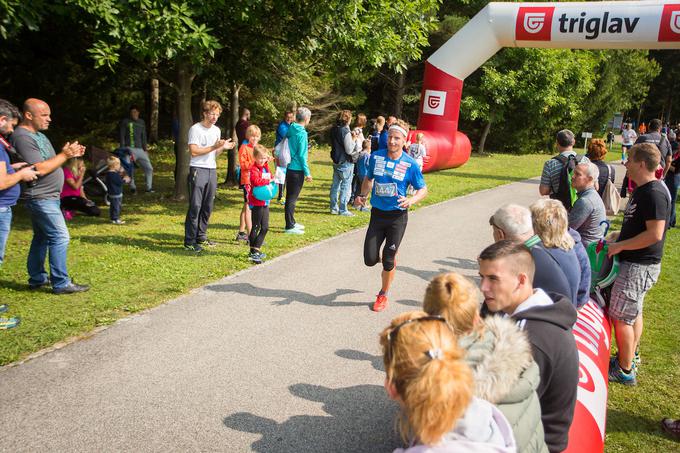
111, 219, 126, 225
293, 223, 305, 229
284, 228, 304, 235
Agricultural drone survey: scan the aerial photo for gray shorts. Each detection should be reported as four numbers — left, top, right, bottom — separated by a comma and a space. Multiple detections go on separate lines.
609, 261, 661, 325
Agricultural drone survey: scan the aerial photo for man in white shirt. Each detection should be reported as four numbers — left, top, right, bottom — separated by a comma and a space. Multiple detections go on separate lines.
183, 100, 235, 252
621, 123, 637, 162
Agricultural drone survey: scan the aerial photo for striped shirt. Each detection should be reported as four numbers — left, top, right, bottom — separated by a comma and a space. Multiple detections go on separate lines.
540, 151, 590, 195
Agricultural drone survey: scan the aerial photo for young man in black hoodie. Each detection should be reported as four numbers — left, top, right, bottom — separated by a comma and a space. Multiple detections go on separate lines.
478, 240, 579, 453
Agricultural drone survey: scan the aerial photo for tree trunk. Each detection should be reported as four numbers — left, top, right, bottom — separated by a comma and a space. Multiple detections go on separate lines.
173, 61, 196, 200
392, 71, 406, 118
149, 78, 159, 143
478, 119, 492, 154
224, 82, 241, 185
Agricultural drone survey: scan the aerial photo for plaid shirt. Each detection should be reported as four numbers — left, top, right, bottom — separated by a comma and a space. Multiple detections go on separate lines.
540, 151, 590, 195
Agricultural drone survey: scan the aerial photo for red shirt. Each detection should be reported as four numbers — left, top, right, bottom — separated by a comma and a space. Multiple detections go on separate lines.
247, 163, 272, 207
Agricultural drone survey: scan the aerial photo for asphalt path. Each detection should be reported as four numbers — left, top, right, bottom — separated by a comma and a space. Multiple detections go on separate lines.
0, 170, 598, 452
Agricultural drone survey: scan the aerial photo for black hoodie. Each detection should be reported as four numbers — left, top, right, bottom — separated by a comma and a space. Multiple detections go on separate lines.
512, 292, 579, 453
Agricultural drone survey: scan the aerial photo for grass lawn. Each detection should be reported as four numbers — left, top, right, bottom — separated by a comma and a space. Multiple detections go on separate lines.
1, 141, 678, 451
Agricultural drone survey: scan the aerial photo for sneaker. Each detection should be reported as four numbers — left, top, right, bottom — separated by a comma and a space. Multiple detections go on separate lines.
330, 209, 339, 215
284, 227, 304, 235
633, 350, 641, 369
358, 206, 370, 212
235, 231, 249, 243
608, 358, 637, 386
373, 294, 388, 312
0, 304, 7, 314
184, 244, 203, 252
293, 223, 305, 230
661, 418, 680, 440
53, 282, 90, 295
0, 317, 20, 330
111, 219, 126, 225
339, 211, 355, 217
248, 252, 263, 264
198, 239, 218, 248
29, 280, 50, 290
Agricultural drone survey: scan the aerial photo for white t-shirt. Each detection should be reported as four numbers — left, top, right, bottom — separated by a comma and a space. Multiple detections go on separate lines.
622, 129, 637, 146
188, 122, 221, 169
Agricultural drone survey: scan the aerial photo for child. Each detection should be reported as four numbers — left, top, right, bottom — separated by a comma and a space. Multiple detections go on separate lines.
407, 132, 427, 170
380, 311, 517, 453
353, 139, 371, 212
422, 272, 547, 453
236, 124, 261, 243
247, 145, 272, 264
105, 156, 130, 225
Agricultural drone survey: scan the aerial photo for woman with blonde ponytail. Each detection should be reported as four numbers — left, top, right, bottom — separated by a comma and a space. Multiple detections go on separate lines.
423, 272, 548, 453
380, 311, 517, 453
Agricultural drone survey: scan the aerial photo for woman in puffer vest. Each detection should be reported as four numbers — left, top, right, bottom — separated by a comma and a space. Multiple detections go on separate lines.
423, 272, 549, 453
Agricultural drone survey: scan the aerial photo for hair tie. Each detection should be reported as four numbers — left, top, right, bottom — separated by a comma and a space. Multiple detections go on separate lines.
388, 124, 409, 138
426, 348, 443, 360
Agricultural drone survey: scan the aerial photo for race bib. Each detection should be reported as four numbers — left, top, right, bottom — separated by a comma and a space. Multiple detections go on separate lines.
375, 182, 397, 197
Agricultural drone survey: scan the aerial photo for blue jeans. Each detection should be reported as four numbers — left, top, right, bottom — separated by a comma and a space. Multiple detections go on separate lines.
25, 199, 71, 289
330, 162, 354, 213
0, 206, 12, 266
664, 173, 680, 227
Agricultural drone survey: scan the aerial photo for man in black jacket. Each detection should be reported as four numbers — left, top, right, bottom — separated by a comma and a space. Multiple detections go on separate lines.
478, 240, 579, 453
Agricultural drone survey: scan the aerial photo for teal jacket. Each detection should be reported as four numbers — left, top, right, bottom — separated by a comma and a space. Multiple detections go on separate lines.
286, 122, 310, 177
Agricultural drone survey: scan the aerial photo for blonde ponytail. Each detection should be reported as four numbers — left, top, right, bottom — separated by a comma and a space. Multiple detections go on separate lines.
423, 272, 482, 336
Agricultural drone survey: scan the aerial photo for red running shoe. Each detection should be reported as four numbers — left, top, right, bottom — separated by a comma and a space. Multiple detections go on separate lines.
373, 294, 388, 312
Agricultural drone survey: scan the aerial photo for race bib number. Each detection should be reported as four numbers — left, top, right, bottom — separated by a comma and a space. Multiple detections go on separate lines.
375, 182, 397, 197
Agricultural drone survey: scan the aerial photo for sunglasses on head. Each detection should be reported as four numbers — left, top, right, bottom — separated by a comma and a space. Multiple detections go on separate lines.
386, 315, 449, 348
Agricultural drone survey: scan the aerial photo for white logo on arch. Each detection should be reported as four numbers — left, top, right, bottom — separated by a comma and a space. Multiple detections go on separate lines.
524, 12, 546, 34
671, 11, 680, 34
423, 90, 446, 116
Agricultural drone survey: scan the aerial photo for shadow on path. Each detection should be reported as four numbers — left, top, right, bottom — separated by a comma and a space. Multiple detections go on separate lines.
335, 349, 384, 372
398, 256, 479, 282
206, 283, 366, 307
223, 383, 400, 453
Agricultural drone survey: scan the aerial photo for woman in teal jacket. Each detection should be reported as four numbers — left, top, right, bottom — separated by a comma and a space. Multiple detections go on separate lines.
284, 107, 313, 233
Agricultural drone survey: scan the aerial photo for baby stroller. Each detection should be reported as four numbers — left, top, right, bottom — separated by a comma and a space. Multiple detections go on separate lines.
82, 146, 110, 205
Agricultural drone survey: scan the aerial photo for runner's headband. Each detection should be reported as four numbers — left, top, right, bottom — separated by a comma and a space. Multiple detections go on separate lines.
388, 125, 409, 138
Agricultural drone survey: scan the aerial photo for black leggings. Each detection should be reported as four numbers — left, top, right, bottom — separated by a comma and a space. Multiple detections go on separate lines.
249, 206, 269, 251
364, 208, 408, 271
60, 196, 101, 217
284, 169, 305, 229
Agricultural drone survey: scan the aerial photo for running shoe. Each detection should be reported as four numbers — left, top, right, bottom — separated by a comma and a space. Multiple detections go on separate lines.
248, 252, 263, 264
284, 227, 304, 235
373, 294, 388, 312
293, 223, 305, 230
198, 239, 218, 248
608, 358, 637, 386
330, 209, 339, 215
0, 317, 20, 330
184, 244, 203, 253
633, 350, 641, 369
339, 211, 355, 217
235, 231, 249, 243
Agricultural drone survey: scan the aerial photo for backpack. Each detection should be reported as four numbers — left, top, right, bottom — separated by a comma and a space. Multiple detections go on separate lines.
550, 154, 579, 211
602, 165, 621, 216
274, 138, 291, 168
329, 125, 345, 164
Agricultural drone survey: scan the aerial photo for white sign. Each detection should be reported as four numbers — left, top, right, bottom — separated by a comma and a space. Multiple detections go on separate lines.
423, 90, 447, 116
582, 132, 593, 138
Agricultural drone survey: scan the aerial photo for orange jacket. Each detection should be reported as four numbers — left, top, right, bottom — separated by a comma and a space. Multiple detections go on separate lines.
238, 143, 255, 186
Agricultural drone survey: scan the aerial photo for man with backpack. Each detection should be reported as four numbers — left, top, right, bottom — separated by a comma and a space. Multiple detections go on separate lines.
635, 118, 672, 178
329, 110, 359, 216
539, 129, 590, 212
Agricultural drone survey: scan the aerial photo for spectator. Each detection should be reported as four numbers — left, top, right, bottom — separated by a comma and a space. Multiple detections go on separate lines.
274, 111, 294, 205
377, 115, 389, 150
568, 162, 606, 246
183, 100, 235, 252
621, 123, 637, 162
539, 129, 589, 211
586, 138, 615, 198
407, 132, 427, 170
105, 156, 130, 225
329, 110, 357, 217
370, 116, 384, 152
0, 98, 39, 267
235, 125, 261, 243
10, 98, 89, 294
635, 118, 672, 177
530, 199, 589, 308
380, 311, 517, 453
356, 119, 427, 312
353, 139, 372, 212
478, 240, 579, 453
664, 131, 679, 228
60, 157, 101, 217
235, 107, 251, 146
607, 143, 670, 386
423, 272, 548, 453
119, 105, 154, 193
489, 204, 572, 302
349, 113, 367, 205
284, 107, 313, 234
247, 145, 273, 264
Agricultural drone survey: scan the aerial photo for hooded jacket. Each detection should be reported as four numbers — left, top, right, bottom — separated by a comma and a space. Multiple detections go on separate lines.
286, 122, 311, 177
512, 291, 579, 453
393, 398, 517, 453
459, 316, 548, 453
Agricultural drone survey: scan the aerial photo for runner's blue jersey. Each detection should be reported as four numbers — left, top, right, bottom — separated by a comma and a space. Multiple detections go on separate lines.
366, 148, 426, 211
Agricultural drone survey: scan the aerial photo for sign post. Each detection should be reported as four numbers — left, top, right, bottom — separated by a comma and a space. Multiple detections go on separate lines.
582, 132, 593, 152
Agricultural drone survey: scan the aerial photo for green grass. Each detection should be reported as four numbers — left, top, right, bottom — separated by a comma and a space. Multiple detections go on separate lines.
0, 146, 547, 365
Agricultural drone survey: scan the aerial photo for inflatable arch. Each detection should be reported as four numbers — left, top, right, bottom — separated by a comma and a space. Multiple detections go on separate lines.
414, 0, 680, 172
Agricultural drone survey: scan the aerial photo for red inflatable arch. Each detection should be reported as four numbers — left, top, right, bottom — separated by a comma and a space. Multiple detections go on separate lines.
412, 2, 680, 452
414, 0, 680, 173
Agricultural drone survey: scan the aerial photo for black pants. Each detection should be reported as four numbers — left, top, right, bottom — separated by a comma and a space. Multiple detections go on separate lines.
60, 196, 101, 217
108, 195, 122, 220
363, 208, 408, 271
249, 206, 269, 251
184, 167, 217, 246
284, 169, 305, 229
